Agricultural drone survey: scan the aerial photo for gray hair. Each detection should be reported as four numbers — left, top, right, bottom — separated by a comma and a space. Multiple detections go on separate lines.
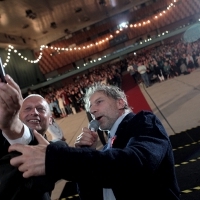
84, 83, 131, 112
23, 94, 51, 114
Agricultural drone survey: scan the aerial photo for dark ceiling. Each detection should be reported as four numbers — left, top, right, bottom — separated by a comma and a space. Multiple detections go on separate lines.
0, 0, 151, 49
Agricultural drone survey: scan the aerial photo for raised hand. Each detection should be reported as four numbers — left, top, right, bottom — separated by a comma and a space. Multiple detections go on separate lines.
0, 75, 24, 139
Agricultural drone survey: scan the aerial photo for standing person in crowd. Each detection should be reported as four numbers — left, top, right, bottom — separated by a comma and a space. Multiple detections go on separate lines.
0, 75, 60, 200
52, 95, 62, 117
48, 97, 61, 118
186, 53, 195, 72
60, 88, 73, 115
9, 84, 180, 200
153, 60, 165, 82
68, 90, 80, 114
180, 60, 190, 75
127, 61, 138, 84
137, 61, 151, 88
169, 59, 180, 77
56, 91, 67, 117
113, 69, 122, 89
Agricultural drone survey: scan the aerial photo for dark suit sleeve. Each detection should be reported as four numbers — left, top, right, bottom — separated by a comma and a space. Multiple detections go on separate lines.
0, 130, 10, 158
45, 111, 171, 184
45, 111, 180, 199
0, 129, 55, 200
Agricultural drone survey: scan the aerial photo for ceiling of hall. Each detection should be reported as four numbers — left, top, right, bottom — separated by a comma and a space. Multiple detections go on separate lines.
0, 0, 151, 49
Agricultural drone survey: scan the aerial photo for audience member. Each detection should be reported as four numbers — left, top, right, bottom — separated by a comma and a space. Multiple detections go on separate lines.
127, 61, 137, 84
137, 61, 151, 87
180, 60, 190, 75
163, 61, 172, 80
153, 60, 165, 82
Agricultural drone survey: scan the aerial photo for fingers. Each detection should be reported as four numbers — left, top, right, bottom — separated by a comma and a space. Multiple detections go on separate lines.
18, 163, 41, 178
8, 143, 24, 154
5, 75, 21, 94
22, 170, 34, 178
74, 127, 98, 148
9, 142, 47, 178
75, 132, 92, 147
8, 144, 26, 167
0, 75, 22, 109
33, 130, 49, 145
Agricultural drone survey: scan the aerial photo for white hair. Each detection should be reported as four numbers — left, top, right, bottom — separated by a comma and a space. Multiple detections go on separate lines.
23, 94, 45, 102
22, 94, 51, 114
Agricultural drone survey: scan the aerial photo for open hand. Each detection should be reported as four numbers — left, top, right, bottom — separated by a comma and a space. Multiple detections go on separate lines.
8, 130, 49, 178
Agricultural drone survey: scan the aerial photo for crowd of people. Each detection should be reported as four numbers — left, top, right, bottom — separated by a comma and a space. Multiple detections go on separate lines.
3, 36, 200, 200
25, 38, 200, 118
127, 39, 200, 88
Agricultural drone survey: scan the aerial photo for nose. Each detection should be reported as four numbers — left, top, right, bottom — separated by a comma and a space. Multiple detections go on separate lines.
89, 104, 97, 115
30, 108, 39, 115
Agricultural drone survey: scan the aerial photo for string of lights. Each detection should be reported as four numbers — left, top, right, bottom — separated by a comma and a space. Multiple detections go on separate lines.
3, 0, 179, 67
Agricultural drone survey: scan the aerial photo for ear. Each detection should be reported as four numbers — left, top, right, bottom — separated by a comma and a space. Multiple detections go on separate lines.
49, 116, 53, 125
116, 99, 125, 110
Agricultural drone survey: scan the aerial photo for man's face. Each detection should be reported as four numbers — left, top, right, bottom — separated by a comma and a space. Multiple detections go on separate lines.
89, 91, 124, 131
19, 96, 52, 135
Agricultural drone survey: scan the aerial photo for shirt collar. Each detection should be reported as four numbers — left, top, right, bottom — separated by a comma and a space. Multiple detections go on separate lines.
109, 109, 130, 138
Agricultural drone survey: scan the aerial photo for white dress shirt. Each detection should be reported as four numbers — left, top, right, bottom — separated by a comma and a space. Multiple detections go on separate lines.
2, 124, 32, 144
103, 109, 130, 200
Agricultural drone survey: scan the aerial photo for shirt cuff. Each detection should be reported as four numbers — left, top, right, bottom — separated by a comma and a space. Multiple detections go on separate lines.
2, 124, 32, 145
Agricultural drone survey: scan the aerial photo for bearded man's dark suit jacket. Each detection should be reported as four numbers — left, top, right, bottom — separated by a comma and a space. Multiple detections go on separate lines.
45, 111, 181, 200
0, 129, 55, 200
